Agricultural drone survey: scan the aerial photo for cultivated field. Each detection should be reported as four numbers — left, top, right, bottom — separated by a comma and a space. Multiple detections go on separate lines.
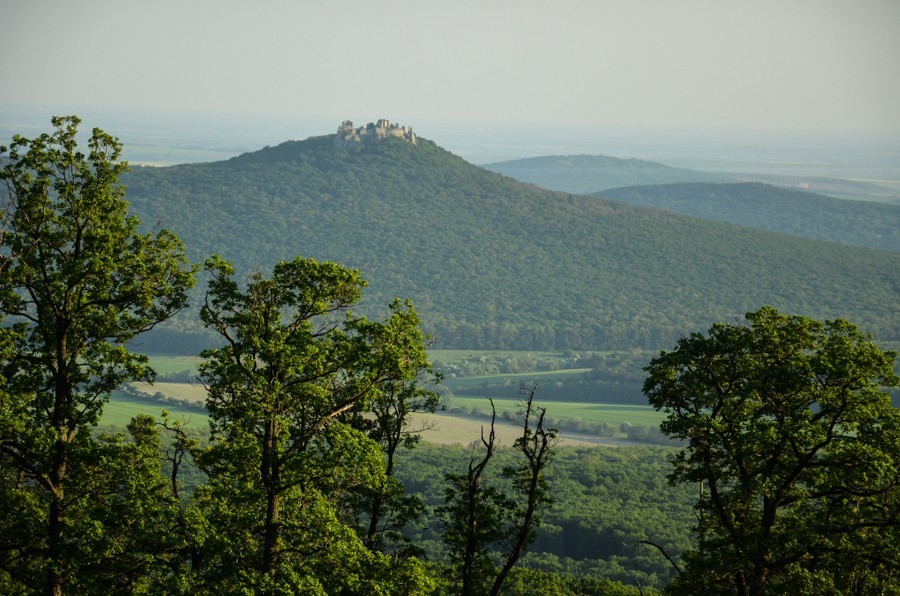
103, 391, 209, 428
99, 351, 664, 447
130, 381, 206, 404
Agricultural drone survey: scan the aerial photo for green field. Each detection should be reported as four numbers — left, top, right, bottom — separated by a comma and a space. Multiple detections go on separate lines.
125, 352, 664, 445
442, 368, 591, 391
146, 355, 201, 376
103, 390, 208, 428
101, 391, 629, 447
131, 381, 207, 404
447, 395, 664, 428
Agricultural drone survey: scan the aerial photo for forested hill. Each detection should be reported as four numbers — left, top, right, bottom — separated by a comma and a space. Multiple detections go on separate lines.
481, 154, 734, 194
598, 182, 899, 252
122, 134, 900, 352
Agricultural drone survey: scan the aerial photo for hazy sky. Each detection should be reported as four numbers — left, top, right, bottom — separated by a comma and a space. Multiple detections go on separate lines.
3, 0, 900, 133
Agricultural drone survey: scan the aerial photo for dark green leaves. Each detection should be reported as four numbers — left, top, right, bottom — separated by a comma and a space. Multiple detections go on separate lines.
644, 307, 900, 593
0, 116, 196, 593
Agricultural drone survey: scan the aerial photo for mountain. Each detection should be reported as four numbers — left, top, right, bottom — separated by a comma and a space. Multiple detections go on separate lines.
122, 133, 900, 352
722, 174, 900, 205
597, 182, 899, 252
481, 154, 734, 194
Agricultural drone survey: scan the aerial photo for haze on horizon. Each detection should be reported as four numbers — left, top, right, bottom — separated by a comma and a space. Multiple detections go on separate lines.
2, 0, 900, 139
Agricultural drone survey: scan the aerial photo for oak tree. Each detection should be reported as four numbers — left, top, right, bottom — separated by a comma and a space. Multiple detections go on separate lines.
644, 307, 900, 595
194, 256, 434, 592
0, 116, 196, 594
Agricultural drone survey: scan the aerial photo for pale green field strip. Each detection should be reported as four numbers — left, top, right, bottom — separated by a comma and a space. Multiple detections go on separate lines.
104, 391, 612, 446
449, 395, 665, 427
131, 381, 207, 404
103, 391, 209, 427
146, 355, 201, 376
442, 369, 591, 390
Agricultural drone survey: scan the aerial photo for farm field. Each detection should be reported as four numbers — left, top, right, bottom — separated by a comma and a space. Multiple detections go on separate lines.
103, 390, 208, 428
131, 381, 206, 404
404, 411, 614, 447
102, 388, 653, 447
146, 355, 201, 376
447, 395, 665, 428
111, 352, 664, 445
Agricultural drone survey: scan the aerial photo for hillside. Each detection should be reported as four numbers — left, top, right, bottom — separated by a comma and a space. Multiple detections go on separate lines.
598, 182, 900, 252
481, 154, 734, 194
122, 133, 900, 352
727, 173, 900, 204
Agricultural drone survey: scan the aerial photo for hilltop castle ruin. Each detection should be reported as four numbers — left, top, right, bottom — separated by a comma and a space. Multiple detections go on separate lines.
334, 119, 417, 146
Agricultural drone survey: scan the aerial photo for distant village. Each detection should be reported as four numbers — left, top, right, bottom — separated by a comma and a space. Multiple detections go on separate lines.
334, 119, 417, 146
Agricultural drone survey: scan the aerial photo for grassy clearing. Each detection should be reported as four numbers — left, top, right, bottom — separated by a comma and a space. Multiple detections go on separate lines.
131, 382, 207, 404
146, 355, 201, 377
442, 369, 590, 391
447, 395, 665, 428
103, 390, 208, 427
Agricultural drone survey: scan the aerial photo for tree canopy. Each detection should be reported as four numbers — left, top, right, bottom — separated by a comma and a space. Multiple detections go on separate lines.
0, 116, 196, 594
644, 307, 900, 594
192, 255, 438, 592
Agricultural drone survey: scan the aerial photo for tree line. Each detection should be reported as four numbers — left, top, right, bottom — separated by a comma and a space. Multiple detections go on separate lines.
2, 118, 898, 594
0, 118, 557, 594
121, 127, 900, 353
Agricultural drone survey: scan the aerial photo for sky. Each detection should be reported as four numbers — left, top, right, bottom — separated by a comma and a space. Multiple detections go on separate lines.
2, 0, 900, 137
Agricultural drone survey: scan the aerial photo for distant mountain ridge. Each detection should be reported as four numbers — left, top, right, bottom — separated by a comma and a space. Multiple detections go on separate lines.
484, 153, 900, 205
122, 133, 900, 352
482, 154, 735, 194
597, 182, 899, 252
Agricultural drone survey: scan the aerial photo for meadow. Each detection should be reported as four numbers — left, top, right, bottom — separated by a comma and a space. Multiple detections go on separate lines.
446, 395, 665, 428
104, 390, 209, 428
101, 351, 666, 446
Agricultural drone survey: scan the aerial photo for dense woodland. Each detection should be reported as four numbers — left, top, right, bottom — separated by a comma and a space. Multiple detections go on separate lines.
121, 134, 900, 354
482, 154, 734, 195
2, 118, 899, 594
598, 182, 899, 252
483, 154, 900, 204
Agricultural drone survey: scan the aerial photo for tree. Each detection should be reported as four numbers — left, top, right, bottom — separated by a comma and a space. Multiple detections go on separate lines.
439, 385, 557, 596
194, 255, 435, 592
440, 401, 510, 595
643, 307, 900, 595
490, 384, 557, 594
0, 116, 196, 594
342, 299, 442, 555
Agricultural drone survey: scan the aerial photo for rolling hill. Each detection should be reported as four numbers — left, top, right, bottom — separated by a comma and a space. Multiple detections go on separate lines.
121, 132, 900, 353
481, 154, 734, 194
597, 182, 899, 252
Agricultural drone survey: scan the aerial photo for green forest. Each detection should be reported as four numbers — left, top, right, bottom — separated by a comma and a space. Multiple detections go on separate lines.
598, 182, 899, 252
483, 154, 900, 204
119, 130, 900, 355
482, 154, 733, 195
2, 117, 899, 594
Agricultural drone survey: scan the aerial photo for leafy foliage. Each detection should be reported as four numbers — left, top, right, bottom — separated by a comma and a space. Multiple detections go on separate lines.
192, 255, 438, 591
644, 307, 900, 594
0, 116, 196, 594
